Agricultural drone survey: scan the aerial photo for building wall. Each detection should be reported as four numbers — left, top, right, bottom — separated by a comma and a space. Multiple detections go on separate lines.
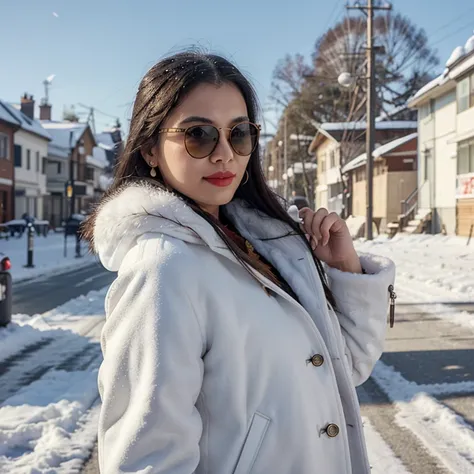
0, 122, 15, 222
417, 89, 458, 234
315, 139, 340, 209
14, 129, 49, 219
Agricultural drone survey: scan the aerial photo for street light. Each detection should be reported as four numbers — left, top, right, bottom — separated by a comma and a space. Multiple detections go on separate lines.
338, 72, 355, 89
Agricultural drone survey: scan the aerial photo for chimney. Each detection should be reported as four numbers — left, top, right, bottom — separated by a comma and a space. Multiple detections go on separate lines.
39, 99, 52, 121
20, 93, 35, 120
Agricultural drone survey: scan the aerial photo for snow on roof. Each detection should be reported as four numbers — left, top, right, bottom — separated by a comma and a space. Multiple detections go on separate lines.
41, 121, 88, 151
86, 146, 109, 169
0, 101, 21, 127
342, 132, 417, 174
320, 121, 417, 132
95, 132, 116, 151
0, 101, 51, 140
411, 33, 474, 102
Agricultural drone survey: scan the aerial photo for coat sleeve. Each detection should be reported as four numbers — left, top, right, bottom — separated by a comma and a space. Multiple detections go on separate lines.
97, 254, 205, 473
325, 253, 395, 387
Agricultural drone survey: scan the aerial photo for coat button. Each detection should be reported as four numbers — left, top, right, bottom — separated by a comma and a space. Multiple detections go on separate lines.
325, 423, 340, 438
310, 354, 324, 367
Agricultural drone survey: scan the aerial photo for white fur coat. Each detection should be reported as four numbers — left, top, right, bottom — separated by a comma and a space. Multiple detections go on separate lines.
93, 182, 396, 474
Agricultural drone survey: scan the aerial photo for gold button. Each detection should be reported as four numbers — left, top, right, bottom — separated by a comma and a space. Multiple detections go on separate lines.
326, 423, 340, 438
311, 354, 324, 367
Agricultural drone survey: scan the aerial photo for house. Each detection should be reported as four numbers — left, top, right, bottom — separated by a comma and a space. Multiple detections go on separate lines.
408, 33, 474, 237
0, 103, 20, 223
0, 95, 51, 220
95, 121, 123, 172
41, 116, 98, 226
342, 133, 418, 233
308, 120, 418, 216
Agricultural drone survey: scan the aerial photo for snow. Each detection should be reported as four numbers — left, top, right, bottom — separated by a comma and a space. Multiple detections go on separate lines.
0, 101, 21, 127
372, 362, 474, 473
41, 122, 88, 152
343, 133, 417, 174
362, 417, 411, 474
465, 34, 474, 54
94, 132, 115, 151
99, 174, 113, 191
0, 102, 52, 141
446, 45, 466, 68
2, 232, 97, 283
0, 286, 108, 473
355, 234, 474, 330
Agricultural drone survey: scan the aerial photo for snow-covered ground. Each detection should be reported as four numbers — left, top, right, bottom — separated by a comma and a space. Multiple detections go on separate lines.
0, 288, 107, 473
1, 232, 97, 282
356, 233, 474, 329
1, 234, 473, 473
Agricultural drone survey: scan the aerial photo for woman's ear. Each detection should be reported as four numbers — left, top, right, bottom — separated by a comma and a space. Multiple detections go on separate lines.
140, 145, 156, 167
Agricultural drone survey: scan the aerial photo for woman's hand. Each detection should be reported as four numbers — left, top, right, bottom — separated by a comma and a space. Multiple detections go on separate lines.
299, 207, 362, 274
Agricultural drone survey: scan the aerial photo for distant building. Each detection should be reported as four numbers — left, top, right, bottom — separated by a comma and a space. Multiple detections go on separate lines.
308, 120, 418, 217
342, 133, 418, 233
408, 33, 474, 236
0, 95, 51, 220
0, 103, 19, 223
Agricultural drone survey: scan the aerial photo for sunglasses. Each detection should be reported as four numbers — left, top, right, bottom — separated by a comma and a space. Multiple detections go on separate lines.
157, 121, 261, 159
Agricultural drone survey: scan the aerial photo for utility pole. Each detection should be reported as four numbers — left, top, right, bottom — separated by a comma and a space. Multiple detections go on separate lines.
348, 0, 391, 239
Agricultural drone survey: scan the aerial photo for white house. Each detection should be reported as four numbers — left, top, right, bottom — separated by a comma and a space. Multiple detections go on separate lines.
0, 95, 51, 220
408, 33, 474, 236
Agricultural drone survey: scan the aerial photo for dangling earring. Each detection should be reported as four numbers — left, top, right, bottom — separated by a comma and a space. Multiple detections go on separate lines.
149, 162, 157, 178
241, 170, 249, 186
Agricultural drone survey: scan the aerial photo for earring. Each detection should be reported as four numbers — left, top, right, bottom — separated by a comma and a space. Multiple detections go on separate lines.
241, 170, 249, 185
149, 162, 157, 178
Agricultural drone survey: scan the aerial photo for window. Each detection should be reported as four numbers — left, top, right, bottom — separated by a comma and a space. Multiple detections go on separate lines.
0, 133, 8, 159
86, 166, 94, 181
57, 162, 62, 174
42, 157, 47, 174
329, 150, 336, 168
420, 99, 435, 119
457, 77, 470, 113
457, 139, 474, 175
36, 151, 40, 171
26, 149, 31, 170
14, 145, 21, 166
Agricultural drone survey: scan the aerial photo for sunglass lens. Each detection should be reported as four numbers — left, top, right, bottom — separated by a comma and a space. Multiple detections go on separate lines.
230, 123, 259, 156
185, 125, 219, 158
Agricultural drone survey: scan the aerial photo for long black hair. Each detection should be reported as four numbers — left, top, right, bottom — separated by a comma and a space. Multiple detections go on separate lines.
82, 48, 335, 307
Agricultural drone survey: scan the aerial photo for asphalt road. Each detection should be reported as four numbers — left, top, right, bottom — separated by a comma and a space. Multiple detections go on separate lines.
12, 262, 116, 315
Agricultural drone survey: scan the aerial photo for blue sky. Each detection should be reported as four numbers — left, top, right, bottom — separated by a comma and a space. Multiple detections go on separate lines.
1, 0, 473, 134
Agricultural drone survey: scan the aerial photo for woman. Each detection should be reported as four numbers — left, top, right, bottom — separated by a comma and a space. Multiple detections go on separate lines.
83, 50, 396, 474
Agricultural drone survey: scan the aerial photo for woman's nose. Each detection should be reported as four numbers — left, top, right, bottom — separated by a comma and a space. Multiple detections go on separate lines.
209, 130, 234, 163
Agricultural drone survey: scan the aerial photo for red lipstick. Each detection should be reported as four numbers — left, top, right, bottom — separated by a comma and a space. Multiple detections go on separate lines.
203, 171, 236, 187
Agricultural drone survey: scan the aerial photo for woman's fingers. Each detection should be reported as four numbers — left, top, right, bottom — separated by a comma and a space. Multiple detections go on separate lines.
299, 208, 329, 248
319, 212, 340, 246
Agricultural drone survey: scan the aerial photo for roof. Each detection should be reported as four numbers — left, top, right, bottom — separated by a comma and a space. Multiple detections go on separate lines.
320, 121, 417, 132
0, 101, 51, 140
86, 146, 109, 169
41, 121, 89, 156
410, 33, 474, 104
0, 101, 21, 127
95, 132, 116, 151
342, 133, 418, 174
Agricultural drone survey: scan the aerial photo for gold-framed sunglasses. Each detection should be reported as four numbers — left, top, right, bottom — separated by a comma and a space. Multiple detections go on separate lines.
157, 121, 261, 159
